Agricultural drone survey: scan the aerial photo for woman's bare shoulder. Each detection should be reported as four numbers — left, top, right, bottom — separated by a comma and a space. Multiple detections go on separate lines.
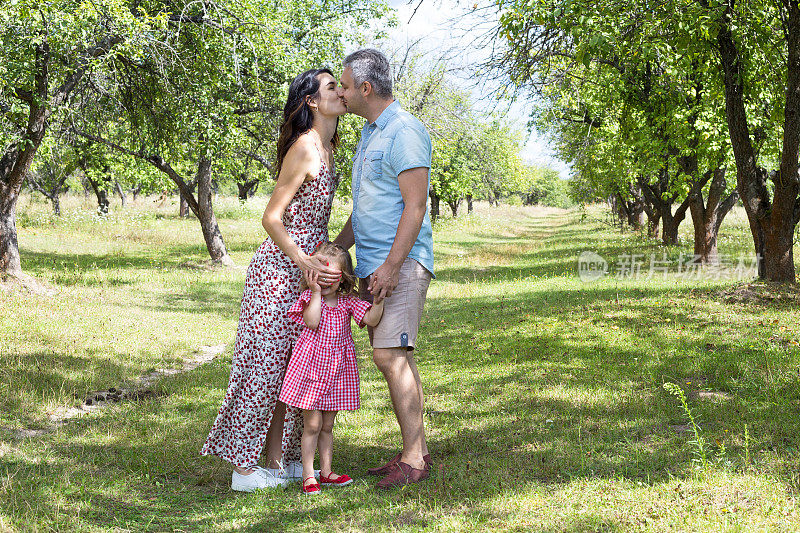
286, 133, 320, 162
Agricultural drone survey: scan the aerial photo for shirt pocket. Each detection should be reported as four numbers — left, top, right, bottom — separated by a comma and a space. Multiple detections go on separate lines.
364, 150, 384, 180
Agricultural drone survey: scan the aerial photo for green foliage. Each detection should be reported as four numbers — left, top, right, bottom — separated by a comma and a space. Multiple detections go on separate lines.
493, 0, 744, 208
5, 0, 393, 193
664, 382, 710, 472
391, 50, 532, 212
517, 165, 573, 208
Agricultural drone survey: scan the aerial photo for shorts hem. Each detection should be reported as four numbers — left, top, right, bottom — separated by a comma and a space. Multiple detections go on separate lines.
370, 339, 416, 350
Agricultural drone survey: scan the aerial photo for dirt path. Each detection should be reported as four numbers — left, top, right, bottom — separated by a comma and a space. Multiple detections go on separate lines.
7, 344, 227, 439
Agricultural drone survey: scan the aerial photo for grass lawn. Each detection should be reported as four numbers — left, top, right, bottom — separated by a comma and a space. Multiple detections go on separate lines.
1, 194, 799, 531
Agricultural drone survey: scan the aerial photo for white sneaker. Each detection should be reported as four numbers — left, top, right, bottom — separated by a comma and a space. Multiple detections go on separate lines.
231, 466, 289, 492
284, 461, 320, 480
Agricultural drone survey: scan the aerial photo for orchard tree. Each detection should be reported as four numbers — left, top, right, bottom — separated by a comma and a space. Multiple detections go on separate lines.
0, 0, 155, 276
72, 0, 390, 265
493, 0, 742, 261
700, 0, 800, 280
26, 137, 79, 216
493, 0, 798, 279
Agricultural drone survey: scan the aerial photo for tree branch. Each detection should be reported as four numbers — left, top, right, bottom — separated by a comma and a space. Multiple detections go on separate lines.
50, 34, 124, 110
71, 127, 201, 215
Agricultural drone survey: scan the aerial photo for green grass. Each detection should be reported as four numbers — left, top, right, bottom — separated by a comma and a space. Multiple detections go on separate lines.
1, 194, 799, 531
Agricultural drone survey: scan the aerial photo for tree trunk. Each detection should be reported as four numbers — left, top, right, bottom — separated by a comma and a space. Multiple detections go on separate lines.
237, 177, 259, 201
660, 210, 683, 246
131, 183, 142, 201
614, 194, 626, 229
0, 34, 123, 276
716, 2, 799, 281
70, 130, 233, 265
492, 189, 502, 205
179, 179, 198, 217
28, 178, 66, 216
639, 170, 691, 246
51, 195, 61, 217
179, 193, 190, 218
115, 181, 127, 207
614, 193, 645, 231
627, 197, 645, 230
648, 212, 661, 239
688, 169, 739, 264
763, 224, 796, 280
689, 197, 720, 265
447, 198, 460, 217
0, 189, 21, 276
0, 45, 47, 276
429, 189, 440, 222
195, 159, 232, 265
466, 194, 473, 214
633, 186, 660, 239
86, 177, 110, 215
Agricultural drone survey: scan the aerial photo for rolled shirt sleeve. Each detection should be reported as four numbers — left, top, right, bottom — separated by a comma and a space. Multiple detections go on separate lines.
389, 125, 432, 176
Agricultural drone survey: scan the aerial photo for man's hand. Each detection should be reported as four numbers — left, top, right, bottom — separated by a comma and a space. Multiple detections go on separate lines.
368, 261, 400, 300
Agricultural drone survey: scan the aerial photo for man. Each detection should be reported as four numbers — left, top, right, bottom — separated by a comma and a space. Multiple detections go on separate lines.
334, 48, 434, 489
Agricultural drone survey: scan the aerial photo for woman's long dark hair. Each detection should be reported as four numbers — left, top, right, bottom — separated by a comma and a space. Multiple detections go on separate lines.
276, 68, 340, 176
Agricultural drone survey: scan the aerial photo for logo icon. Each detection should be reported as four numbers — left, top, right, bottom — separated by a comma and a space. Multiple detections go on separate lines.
578, 251, 608, 282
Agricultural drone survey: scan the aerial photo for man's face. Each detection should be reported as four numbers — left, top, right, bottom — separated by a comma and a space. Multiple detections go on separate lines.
338, 66, 365, 117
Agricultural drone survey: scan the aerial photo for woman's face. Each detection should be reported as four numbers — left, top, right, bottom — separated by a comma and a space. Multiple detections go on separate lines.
311, 73, 347, 117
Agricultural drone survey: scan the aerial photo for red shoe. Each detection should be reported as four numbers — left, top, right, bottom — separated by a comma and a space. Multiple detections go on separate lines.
375, 461, 429, 490
368, 453, 431, 476
319, 472, 353, 487
301, 476, 321, 496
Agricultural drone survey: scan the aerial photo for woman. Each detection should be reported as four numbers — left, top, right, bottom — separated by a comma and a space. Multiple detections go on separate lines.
202, 68, 345, 491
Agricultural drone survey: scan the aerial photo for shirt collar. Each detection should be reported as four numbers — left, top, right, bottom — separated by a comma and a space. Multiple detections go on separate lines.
371, 100, 400, 130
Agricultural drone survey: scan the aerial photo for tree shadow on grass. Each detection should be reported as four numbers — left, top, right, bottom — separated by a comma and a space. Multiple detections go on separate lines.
141, 283, 244, 318
433, 217, 674, 285
21, 245, 250, 275
7, 297, 798, 532
421, 287, 800, 472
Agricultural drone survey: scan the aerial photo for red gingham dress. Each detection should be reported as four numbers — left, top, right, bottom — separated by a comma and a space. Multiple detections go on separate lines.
201, 156, 338, 468
278, 290, 372, 411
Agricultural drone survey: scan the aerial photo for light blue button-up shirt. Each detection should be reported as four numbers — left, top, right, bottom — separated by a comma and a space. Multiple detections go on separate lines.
351, 101, 434, 278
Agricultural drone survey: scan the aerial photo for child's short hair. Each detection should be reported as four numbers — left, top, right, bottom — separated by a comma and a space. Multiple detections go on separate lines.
300, 242, 357, 295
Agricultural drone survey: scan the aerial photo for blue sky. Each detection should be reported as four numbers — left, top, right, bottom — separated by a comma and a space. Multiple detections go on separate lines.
383, 0, 571, 178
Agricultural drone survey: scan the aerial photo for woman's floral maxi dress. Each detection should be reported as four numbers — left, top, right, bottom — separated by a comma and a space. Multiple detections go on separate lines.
202, 158, 338, 468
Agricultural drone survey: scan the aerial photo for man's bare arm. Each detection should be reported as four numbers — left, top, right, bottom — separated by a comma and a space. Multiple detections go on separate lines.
333, 215, 355, 250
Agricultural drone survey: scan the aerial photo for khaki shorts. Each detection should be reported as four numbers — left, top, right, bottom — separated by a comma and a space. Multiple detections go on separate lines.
359, 258, 432, 350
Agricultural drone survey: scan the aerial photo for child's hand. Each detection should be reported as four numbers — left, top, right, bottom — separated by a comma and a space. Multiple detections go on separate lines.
373, 294, 385, 305
304, 270, 322, 293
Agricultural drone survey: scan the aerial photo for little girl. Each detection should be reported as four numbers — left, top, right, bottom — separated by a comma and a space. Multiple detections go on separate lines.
278, 242, 384, 495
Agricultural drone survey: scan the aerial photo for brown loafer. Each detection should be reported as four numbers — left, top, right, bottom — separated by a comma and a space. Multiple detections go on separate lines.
367, 452, 401, 476
367, 453, 432, 476
375, 461, 429, 489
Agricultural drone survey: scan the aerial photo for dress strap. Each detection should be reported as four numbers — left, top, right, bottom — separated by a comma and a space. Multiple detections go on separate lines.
304, 131, 334, 174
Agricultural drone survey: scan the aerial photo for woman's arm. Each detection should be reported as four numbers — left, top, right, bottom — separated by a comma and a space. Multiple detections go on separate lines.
362, 297, 385, 327
261, 135, 340, 282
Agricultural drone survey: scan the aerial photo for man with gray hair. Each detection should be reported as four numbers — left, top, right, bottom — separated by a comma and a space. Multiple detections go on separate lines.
334, 48, 434, 489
